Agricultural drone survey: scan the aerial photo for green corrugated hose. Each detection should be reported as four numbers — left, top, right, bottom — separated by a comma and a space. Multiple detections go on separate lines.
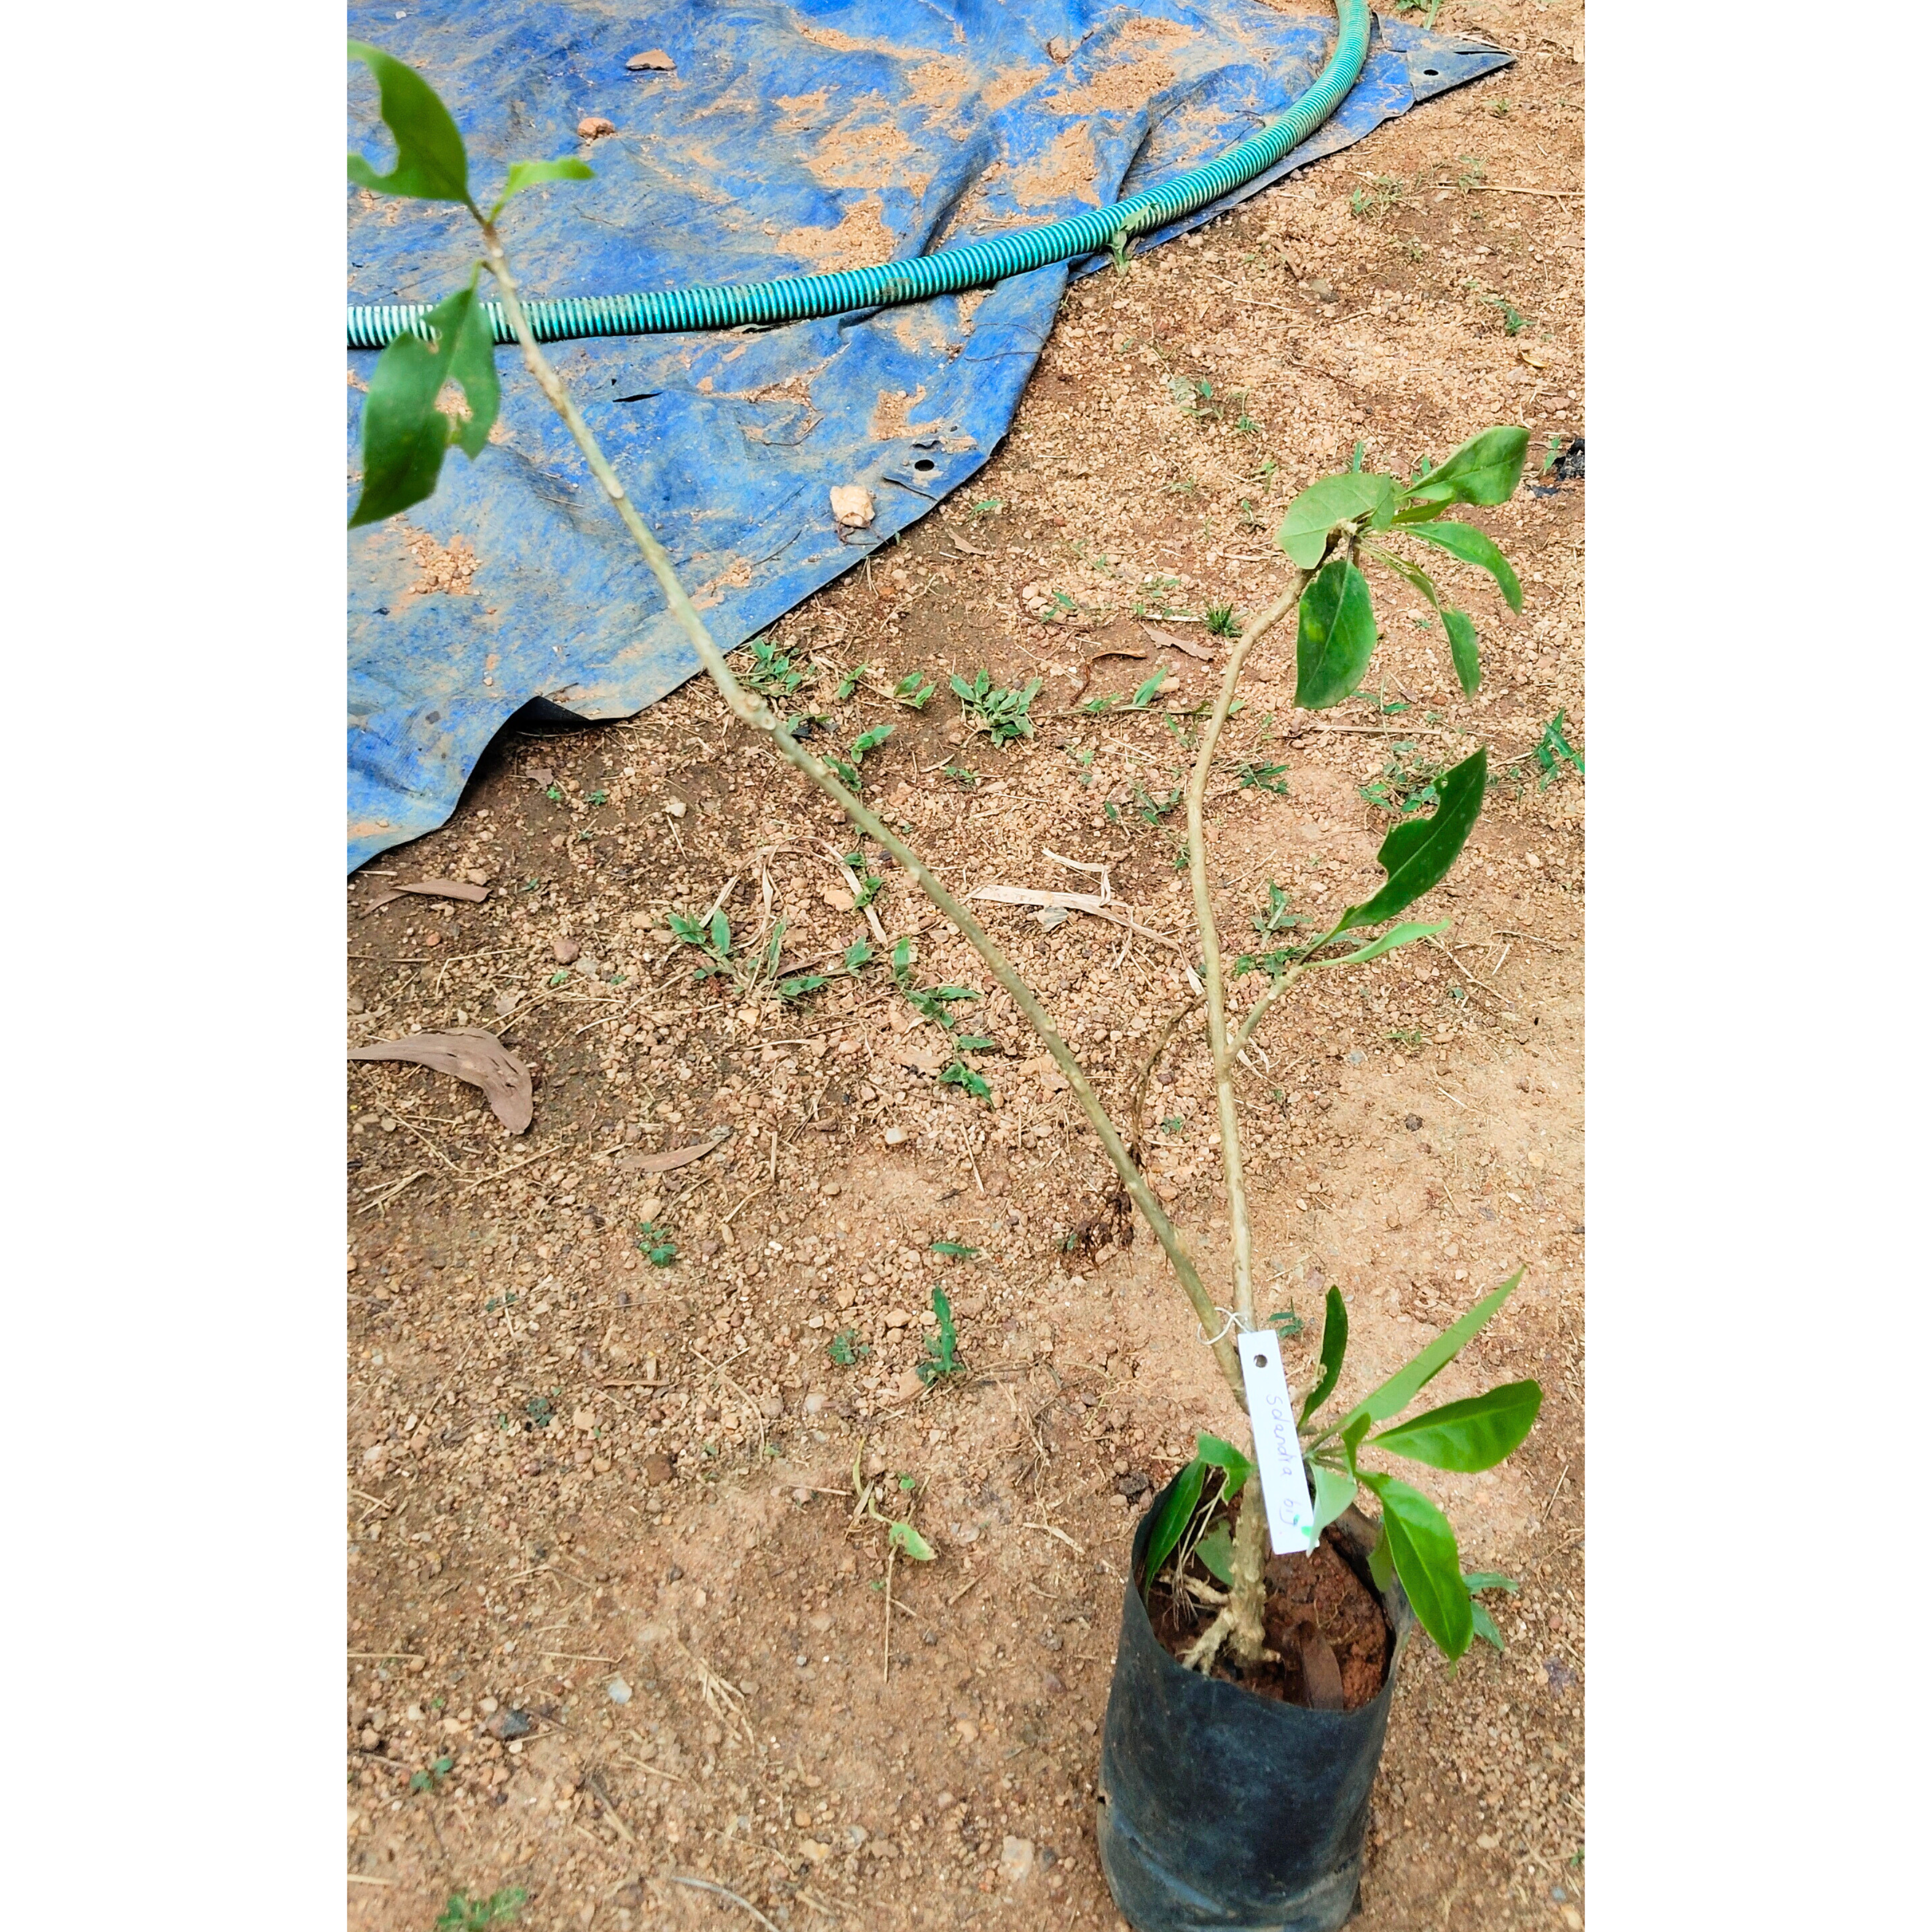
346, 0, 1370, 349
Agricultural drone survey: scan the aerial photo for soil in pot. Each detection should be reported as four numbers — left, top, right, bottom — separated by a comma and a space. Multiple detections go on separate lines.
1148, 1528, 1392, 1711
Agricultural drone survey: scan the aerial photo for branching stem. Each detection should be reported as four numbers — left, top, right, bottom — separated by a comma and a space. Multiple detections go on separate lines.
475, 222, 1245, 1401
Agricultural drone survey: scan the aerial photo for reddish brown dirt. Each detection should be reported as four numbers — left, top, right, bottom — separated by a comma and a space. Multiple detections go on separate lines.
1151, 1529, 1393, 1711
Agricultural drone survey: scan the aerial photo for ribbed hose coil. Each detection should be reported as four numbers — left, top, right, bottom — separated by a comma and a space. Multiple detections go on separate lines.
346, 0, 1369, 349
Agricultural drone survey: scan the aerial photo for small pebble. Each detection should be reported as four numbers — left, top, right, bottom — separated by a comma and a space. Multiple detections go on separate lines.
606, 1678, 631, 1705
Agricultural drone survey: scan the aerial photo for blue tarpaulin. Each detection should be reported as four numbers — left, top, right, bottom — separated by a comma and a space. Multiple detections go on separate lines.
347, 2, 1509, 870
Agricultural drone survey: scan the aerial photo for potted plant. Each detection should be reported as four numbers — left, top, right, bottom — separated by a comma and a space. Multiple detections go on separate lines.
345, 47, 1543, 1928
1100, 1279, 1539, 1930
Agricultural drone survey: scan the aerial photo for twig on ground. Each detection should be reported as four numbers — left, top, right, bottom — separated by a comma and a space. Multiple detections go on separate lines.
665, 1875, 785, 1932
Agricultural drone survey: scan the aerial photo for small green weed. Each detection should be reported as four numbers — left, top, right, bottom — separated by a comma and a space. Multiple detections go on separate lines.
1235, 760, 1290, 794
1204, 602, 1239, 638
969, 497, 1003, 521
410, 1755, 455, 1793
1540, 433, 1564, 476
835, 663, 874, 700
636, 1220, 678, 1267
586, 788, 607, 806
436, 1890, 527, 1932
942, 762, 981, 788
826, 1328, 869, 1366
894, 672, 937, 710
916, 1285, 965, 1384
740, 637, 813, 700
1360, 741, 1448, 817
1534, 710, 1585, 788
1107, 230, 1137, 276
1481, 292, 1527, 335
951, 669, 1043, 745
1386, 1026, 1428, 1050
1350, 173, 1407, 220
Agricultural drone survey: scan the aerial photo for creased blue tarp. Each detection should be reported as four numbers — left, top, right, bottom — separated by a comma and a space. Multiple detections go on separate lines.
347, 2, 1508, 870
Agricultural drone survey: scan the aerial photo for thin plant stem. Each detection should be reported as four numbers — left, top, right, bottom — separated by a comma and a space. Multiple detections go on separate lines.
1182, 578, 1309, 1332
474, 221, 1246, 1401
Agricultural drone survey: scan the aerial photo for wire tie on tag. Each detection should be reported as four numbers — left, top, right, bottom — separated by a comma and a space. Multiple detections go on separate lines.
1196, 1307, 1255, 1347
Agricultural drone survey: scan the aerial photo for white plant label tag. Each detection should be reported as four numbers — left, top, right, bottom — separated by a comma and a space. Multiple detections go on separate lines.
1238, 1325, 1317, 1555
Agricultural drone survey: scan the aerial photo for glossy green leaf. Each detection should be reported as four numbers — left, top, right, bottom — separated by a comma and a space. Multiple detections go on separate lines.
1276, 473, 1396, 567
1400, 426, 1528, 511
1294, 559, 1379, 710
1298, 1287, 1349, 1425
1470, 1600, 1504, 1651
1309, 1462, 1357, 1538
1195, 1523, 1236, 1585
1328, 747, 1486, 935
1142, 1457, 1205, 1599
887, 1520, 935, 1561
349, 276, 499, 527
1363, 1472, 1471, 1657
1370, 1379, 1542, 1471
1336, 1270, 1524, 1433
347, 40, 475, 208
491, 156, 594, 218
1323, 920, 1447, 966
1443, 607, 1481, 696
1196, 1432, 1255, 1496
1404, 519, 1523, 612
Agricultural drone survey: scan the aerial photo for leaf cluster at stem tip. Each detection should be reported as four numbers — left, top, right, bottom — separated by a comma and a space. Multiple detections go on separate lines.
1275, 428, 1530, 708
1148, 1274, 1541, 1662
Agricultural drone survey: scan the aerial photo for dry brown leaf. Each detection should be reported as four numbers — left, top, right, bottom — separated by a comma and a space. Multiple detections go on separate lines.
626, 48, 675, 70
1141, 620, 1215, 661
615, 1127, 732, 1174
348, 1030, 533, 1132
399, 877, 491, 903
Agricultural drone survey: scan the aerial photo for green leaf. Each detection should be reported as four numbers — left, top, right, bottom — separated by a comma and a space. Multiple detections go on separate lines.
1309, 1462, 1357, 1537
1326, 747, 1486, 936
891, 935, 914, 975
1143, 1457, 1205, 1599
1370, 1379, 1542, 1472
1294, 559, 1379, 710
1196, 1432, 1255, 1496
1336, 1270, 1524, 1433
709, 909, 730, 954
347, 41, 475, 208
776, 974, 828, 1002
349, 276, 500, 526
949, 672, 978, 702
930, 1241, 978, 1258
843, 941, 875, 973
1276, 473, 1396, 567
852, 724, 894, 758
887, 1520, 935, 1561
1443, 607, 1481, 696
1400, 426, 1528, 511
1299, 1287, 1349, 1425
1195, 1523, 1236, 1585
1367, 1525, 1394, 1593
1322, 920, 1447, 966
491, 156, 594, 219
1471, 1599, 1504, 1651
1404, 519, 1523, 612
1464, 1570, 1519, 1595
1362, 1472, 1472, 1657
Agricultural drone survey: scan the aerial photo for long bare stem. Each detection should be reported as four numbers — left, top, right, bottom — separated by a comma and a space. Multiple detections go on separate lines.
1182, 578, 1309, 1331
475, 224, 1245, 1401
